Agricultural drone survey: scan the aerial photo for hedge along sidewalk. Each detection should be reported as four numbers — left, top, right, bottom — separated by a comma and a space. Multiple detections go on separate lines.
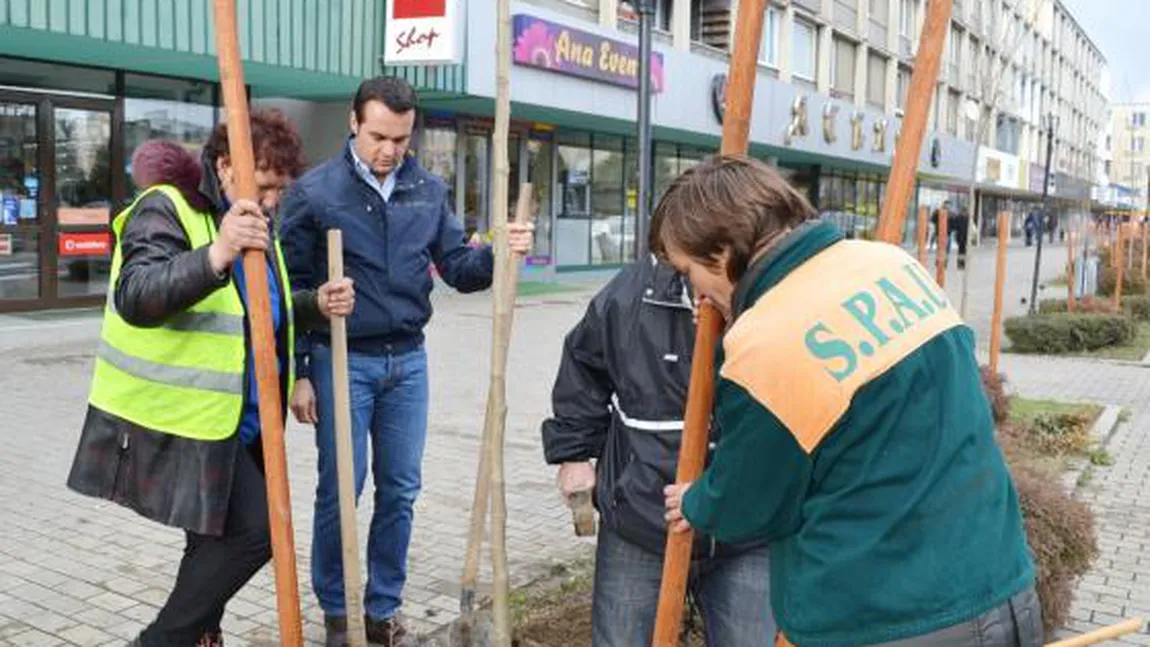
1024, 296, 1150, 362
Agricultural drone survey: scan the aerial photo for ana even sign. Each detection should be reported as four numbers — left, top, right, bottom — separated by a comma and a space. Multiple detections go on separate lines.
512, 15, 665, 93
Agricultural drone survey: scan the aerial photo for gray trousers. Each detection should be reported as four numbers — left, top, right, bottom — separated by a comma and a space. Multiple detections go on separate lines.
869, 587, 1044, 647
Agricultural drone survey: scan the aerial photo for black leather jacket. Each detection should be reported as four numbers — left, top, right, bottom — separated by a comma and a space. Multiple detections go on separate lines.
541, 258, 766, 559
67, 145, 325, 536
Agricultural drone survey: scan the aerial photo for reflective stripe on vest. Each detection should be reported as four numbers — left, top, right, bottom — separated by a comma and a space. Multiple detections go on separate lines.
88, 184, 295, 441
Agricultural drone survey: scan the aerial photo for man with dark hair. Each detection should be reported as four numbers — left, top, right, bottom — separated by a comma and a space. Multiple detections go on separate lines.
656, 155, 1039, 647
279, 76, 534, 647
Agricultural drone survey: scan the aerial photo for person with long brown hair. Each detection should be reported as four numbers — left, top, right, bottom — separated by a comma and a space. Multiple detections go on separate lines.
67, 110, 354, 647
657, 155, 1040, 647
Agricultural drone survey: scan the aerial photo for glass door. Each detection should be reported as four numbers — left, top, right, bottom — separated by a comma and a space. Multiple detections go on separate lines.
0, 98, 43, 307
51, 102, 115, 301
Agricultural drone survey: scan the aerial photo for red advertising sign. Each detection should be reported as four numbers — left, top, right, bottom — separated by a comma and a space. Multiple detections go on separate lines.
393, 0, 446, 19
59, 232, 112, 258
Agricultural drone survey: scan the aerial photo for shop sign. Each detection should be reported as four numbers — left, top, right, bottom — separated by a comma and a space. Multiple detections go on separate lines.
850, 113, 865, 151
784, 96, 809, 145
383, 0, 462, 65
1, 195, 16, 225
58, 207, 110, 226
58, 232, 112, 258
976, 148, 1020, 190
872, 119, 888, 153
512, 15, 666, 93
0, 234, 10, 257
822, 104, 839, 144
525, 255, 551, 267
711, 74, 728, 123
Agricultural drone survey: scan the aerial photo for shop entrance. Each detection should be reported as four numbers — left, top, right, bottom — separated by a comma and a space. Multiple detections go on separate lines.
0, 90, 119, 313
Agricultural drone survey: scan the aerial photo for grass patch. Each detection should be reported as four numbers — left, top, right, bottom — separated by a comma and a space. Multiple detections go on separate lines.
1048, 274, 1068, 287
1009, 398, 1104, 426
516, 281, 582, 298
1078, 321, 1150, 361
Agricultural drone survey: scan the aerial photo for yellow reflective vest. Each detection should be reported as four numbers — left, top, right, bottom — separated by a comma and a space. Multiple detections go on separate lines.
89, 184, 294, 441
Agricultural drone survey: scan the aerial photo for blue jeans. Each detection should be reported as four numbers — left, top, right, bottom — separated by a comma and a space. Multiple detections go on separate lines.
310, 344, 429, 620
591, 527, 775, 647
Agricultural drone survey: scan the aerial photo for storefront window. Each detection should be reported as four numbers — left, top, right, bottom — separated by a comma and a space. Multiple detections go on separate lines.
556, 134, 592, 267
527, 137, 554, 260
55, 107, 113, 298
591, 135, 625, 266
123, 75, 216, 194
654, 141, 679, 202
0, 101, 40, 301
417, 123, 457, 213
0, 57, 115, 97
463, 132, 489, 236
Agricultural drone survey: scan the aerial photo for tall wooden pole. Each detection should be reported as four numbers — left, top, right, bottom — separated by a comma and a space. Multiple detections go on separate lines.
936, 208, 949, 287
328, 231, 367, 647
989, 212, 1010, 375
917, 205, 929, 265
1141, 220, 1147, 280
211, 1, 303, 645
489, 0, 516, 644
651, 2, 766, 647
876, 0, 955, 243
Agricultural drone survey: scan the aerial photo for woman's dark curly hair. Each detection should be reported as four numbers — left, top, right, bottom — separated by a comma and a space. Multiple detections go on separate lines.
202, 109, 305, 179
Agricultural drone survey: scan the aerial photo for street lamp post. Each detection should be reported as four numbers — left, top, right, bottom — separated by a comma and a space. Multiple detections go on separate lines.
1029, 112, 1059, 313
634, 0, 655, 261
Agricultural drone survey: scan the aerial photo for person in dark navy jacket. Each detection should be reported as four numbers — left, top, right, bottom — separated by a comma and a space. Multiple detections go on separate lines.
279, 76, 533, 647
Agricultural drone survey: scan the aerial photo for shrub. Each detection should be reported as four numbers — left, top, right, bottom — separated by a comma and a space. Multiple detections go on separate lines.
1123, 294, 1150, 321
1012, 463, 1099, 638
1004, 313, 1135, 354
1037, 297, 1119, 316
1098, 265, 1147, 297
1024, 412, 1094, 456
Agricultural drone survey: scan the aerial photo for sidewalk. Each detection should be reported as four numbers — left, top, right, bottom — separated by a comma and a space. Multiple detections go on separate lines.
0, 239, 1115, 646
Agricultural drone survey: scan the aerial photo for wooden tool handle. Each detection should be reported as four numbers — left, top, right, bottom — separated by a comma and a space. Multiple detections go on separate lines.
328, 230, 367, 647
211, 2, 303, 644
567, 489, 596, 537
1044, 617, 1145, 647
936, 208, 949, 287
989, 212, 1010, 375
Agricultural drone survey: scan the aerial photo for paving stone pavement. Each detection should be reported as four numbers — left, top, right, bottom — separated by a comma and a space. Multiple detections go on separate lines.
0, 239, 1142, 647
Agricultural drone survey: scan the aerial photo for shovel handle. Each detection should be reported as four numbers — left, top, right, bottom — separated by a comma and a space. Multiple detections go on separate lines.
567, 489, 596, 537
328, 229, 367, 647
1045, 617, 1145, 647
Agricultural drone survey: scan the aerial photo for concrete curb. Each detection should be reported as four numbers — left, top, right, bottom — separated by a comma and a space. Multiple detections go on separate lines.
1061, 404, 1124, 493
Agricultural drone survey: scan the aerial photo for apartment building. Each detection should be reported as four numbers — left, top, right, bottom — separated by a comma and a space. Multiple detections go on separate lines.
0, 0, 1108, 312
1110, 103, 1150, 210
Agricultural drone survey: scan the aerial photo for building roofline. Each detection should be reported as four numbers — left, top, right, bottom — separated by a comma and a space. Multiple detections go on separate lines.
1054, 0, 1107, 65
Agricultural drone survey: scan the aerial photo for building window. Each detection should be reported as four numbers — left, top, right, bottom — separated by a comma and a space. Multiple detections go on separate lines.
759, 7, 781, 67
832, 36, 857, 99
123, 75, 217, 195
1134, 137, 1146, 153
867, 53, 887, 109
899, 0, 914, 37
792, 19, 818, 82
896, 66, 910, 111
947, 91, 960, 136
1134, 113, 1147, 128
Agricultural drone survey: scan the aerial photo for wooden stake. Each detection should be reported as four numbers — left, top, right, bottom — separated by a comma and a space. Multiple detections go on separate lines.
917, 205, 929, 265
936, 208, 949, 288
652, 3, 766, 647
489, 0, 519, 643
1116, 223, 1126, 309
211, 2, 303, 644
989, 212, 1009, 376
1044, 617, 1145, 647
876, 0, 955, 243
1067, 230, 1076, 314
327, 230, 367, 647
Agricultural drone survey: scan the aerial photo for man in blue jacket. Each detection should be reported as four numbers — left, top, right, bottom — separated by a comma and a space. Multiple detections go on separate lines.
279, 76, 534, 647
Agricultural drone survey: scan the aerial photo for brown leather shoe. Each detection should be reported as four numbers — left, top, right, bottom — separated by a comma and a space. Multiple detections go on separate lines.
365, 615, 414, 647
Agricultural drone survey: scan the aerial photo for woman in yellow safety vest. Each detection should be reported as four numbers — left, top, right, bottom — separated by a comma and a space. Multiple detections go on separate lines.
67, 110, 355, 647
